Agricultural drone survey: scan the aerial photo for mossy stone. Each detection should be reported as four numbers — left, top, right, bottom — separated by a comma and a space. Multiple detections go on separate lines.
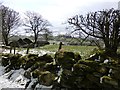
102, 76, 118, 86
24, 71, 31, 79
86, 74, 101, 85
78, 60, 99, 68
38, 54, 53, 63
55, 51, 75, 70
60, 69, 77, 88
111, 69, 120, 80
1, 57, 9, 67
7, 54, 22, 69
44, 62, 58, 74
97, 66, 109, 75
27, 54, 38, 58
38, 71, 55, 86
32, 69, 41, 78
74, 52, 81, 62
73, 63, 93, 74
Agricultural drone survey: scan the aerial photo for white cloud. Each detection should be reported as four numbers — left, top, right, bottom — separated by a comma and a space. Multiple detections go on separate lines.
2, 0, 120, 35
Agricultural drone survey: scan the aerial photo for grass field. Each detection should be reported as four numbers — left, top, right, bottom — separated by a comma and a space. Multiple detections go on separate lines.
38, 45, 98, 58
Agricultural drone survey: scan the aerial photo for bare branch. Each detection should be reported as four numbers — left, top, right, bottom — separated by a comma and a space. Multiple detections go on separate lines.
67, 8, 120, 54
23, 11, 51, 44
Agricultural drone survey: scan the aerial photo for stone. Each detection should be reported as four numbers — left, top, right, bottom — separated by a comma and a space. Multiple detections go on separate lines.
101, 76, 118, 87
24, 71, 31, 79
38, 71, 55, 86
32, 69, 41, 78
1, 56, 9, 67
38, 54, 53, 63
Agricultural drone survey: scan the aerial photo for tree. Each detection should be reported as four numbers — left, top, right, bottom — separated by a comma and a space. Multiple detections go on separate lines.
24, 11, 51, 45
42, 29, 52, 41
67, 8, 120, 55
0, 4, 20, 46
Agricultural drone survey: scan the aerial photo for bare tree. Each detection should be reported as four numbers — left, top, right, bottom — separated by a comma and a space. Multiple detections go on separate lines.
0, 5, 21, 46
68, 8, 120, 55
24, 11, 51, 46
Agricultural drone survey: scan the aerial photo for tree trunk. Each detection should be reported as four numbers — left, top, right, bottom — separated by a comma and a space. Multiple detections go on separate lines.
34, 36, 37, 44
26, 44, 30, 54
34, 33, 38, 47
13, 46, 16, 54
2, 31, 9, 46
4, 37, 9, 46
10, 46, 12, 53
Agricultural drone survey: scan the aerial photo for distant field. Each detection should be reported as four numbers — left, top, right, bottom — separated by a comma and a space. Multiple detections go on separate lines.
38, 45, 97, 58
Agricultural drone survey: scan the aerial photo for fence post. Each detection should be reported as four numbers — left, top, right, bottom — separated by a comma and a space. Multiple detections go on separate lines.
58, 42, 62, 50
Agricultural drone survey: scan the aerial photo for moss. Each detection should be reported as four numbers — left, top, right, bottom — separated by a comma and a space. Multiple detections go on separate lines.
62, 69, 73, 76
60, 69, 77, 88
86, 74, 100, 85
61, 58, 74, 70
30, 61, 46, 72
55, 50, 75, 70
32, 69, 41, 78
23, 54, 41, 70
1, 56, 9, 67
97, 66, 109, 75
27, 54, 38, 58
74, 52, 81, 62
75, 77, 83, 87
44, 62, 58, 74
2, 53, 13, 57
55, 51, 78, 60
55, 50, 74, 61
78, 60, 99, 68
73, 63, 93, 74
30, 63, 40, 72
19, 56, 27, 68
55, 49, 64, 59
38, 54, 53, 63
2, 54, 23, 70
93, 72, 103, 78
63, 52, 75, 59
38, 71, 55, 86
24, 61, 35, 70
102, 76, 118, 86
79, 78, 97, 88
111, 69, 120, 80
24, 71, 31, 79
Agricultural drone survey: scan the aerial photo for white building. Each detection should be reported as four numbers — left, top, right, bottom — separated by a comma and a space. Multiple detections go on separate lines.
118, 1, 120, 10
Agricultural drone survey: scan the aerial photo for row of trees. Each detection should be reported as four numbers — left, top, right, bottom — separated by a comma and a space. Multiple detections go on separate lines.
0, 4, 51, 46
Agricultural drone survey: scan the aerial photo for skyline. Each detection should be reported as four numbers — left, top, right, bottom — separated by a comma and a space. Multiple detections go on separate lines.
1, 0, 120, 35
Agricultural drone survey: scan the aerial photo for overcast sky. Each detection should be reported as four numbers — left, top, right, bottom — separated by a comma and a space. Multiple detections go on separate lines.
2, 0, 120, 35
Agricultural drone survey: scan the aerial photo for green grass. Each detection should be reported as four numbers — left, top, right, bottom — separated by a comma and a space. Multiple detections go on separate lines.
38, 45, 97, 58
38, 45, 59, 52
